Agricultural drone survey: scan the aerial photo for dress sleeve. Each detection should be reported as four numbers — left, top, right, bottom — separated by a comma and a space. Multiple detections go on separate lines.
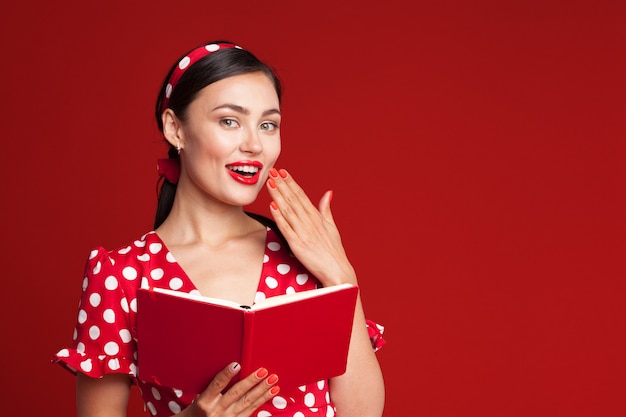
52, 247, 137, 379
366, 319, 387, 352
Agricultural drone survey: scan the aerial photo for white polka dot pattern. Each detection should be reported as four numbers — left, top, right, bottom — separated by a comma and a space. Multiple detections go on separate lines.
150, 268, 164, 280
51, 225, 360, 416
149, 243, 162, 254
160, 43, 238, 112
178, 56, 191, 70
122, 266, 137, 280
272, 395, 288, 409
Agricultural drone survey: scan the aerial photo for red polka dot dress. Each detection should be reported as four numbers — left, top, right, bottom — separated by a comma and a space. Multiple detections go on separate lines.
53, 225, 385, 416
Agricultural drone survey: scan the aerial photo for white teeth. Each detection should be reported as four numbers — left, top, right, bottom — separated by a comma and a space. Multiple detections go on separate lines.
228, 165, 259, 174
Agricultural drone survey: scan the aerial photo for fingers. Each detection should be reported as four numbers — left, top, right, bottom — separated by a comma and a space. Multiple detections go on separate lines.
222, 367, 280, 413
267, 168, 317, 226
266, 168, 356, 287
194, 364, 280, 416
318, 190, 335, 225
201, 361, 241, 398
267, 168, 332, 229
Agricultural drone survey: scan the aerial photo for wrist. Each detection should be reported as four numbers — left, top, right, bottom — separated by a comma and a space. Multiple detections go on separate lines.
318, 266, 357, 287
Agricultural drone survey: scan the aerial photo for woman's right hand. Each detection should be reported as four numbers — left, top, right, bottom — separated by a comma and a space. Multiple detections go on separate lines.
184, 363, 280, 417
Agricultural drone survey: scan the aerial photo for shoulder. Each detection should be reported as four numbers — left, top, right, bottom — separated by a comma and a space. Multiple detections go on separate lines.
85, 231, 159, 266
83, 231, 197, 297
82, 231, 161, 290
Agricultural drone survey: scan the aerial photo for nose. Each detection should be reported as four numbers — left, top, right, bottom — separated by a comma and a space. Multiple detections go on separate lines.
241, 127, 262, 154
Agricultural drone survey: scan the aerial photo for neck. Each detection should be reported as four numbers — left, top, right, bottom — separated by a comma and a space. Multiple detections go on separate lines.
156, 185, 260, 247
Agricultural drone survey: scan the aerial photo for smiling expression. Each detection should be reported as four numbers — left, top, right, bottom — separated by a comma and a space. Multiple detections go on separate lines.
164, 72, 282, 207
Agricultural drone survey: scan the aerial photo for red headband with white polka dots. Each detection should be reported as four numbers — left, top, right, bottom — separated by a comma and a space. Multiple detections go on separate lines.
161, 42, 240, 113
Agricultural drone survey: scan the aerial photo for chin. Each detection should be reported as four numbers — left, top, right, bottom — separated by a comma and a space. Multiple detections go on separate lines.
226, 192, 261, 207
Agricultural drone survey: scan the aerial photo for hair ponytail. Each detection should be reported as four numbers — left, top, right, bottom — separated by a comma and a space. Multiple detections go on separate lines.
154, 146, 179, 229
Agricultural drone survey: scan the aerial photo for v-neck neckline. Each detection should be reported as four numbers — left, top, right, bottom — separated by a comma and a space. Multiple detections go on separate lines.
149, 226, 272, 306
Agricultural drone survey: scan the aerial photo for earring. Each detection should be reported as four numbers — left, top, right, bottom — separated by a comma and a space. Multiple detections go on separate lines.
177, 142, 182, 154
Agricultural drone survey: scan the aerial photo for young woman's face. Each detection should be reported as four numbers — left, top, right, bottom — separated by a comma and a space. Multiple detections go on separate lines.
174, 72, 281, 207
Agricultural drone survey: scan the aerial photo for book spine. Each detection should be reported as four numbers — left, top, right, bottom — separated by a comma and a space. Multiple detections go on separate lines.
240, 310, 255, 377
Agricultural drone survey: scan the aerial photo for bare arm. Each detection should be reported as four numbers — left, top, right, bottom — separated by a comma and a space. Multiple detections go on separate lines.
330, 296, 385, 417
266, 168, 385, 416
77, 373, 132, 417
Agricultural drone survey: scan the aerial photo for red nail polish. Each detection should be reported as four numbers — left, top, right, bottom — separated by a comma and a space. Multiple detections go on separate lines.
270, 386, 280, 395
329, 190, 334, 203
269, 168, 278, 178
266, 374, 279, 385
267, 178, 276, 189
270, 201, 278, 210
256, 368, 268, 379
278, 169, 288, 179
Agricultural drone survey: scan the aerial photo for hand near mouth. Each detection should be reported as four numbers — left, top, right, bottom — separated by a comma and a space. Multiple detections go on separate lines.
266, 168, 357, 288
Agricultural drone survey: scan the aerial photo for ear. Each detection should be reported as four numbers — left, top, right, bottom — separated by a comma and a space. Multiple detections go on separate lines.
162, 109, 185, 150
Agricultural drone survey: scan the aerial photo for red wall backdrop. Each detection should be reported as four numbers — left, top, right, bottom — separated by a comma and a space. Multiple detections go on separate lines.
2, 1, 624, 416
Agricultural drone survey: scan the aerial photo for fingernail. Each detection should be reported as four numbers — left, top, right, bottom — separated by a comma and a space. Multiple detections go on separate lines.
270, 201, 278, 210
230, 362, 240, 373
278, 169, 288, 179
269, 168, 278, 178
267, 178, 276, 189
329, 190, 334, 203
270, 386, 280, 395
256, 368, 269, 379
266, 374, 279, 385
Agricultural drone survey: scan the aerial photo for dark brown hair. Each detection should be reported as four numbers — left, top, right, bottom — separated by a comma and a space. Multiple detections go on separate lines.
153, 41, 282, 229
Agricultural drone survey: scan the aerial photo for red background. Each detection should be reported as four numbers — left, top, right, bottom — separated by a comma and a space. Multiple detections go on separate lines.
2, 1, 624, 416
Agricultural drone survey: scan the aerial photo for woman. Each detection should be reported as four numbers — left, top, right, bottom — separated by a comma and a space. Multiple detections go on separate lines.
53, 41, 385, 417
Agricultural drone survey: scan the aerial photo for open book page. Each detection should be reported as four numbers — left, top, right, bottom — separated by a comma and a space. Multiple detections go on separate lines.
250, 283, 356, 309
147, 287, 243, 309
148, 283, 356, 310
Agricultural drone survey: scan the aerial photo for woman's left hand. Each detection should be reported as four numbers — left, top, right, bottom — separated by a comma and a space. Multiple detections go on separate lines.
266, 168, 356, 287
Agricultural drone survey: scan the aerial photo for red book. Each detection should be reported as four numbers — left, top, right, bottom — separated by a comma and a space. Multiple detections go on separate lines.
136, 284, 358, 394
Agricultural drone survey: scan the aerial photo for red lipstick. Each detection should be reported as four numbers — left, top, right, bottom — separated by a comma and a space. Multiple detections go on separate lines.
226, 161, 263, 185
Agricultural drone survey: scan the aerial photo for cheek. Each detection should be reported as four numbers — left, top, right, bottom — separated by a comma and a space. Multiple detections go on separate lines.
183, 140, 232, 176
188, 131, 236, 158
268, 137, 281, 163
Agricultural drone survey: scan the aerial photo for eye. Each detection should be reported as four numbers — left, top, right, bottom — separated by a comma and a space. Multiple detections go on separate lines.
259, 122, 278, 132
220, 119, 240, 128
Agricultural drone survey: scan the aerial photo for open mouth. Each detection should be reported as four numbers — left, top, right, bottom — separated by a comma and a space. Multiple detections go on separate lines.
226, 163, 263, 185
226, 165, 260, 178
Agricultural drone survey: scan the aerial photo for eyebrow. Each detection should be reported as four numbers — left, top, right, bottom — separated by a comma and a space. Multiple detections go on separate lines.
212, 103, 281, 117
